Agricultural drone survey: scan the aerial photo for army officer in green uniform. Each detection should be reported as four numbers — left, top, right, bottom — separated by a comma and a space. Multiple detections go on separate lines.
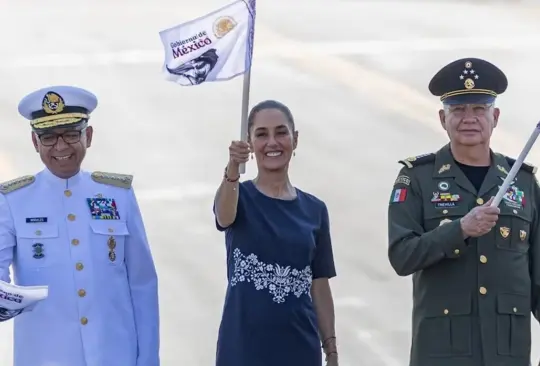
388, 57, 540, 366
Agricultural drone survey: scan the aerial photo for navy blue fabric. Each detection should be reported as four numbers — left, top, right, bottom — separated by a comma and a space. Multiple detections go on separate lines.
213, 180, 336, 366
442, 93, 496, 105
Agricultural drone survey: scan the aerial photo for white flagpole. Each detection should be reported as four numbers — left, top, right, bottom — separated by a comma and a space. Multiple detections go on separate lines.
238, 0, 255, 175
491, 121, 540, 207
238, 70, 251, 175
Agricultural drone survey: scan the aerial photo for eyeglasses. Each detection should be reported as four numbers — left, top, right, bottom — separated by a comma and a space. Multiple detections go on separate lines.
38, 130, 85, 147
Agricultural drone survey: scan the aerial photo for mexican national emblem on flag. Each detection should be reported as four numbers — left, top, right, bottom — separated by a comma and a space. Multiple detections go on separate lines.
159, 0, 256, 86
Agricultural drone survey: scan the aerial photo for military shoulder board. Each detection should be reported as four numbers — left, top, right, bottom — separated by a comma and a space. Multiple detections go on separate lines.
398, 153, 436, 169
91, 171, 133, 189
0, 175, 35, 194
505, 156, 538, 174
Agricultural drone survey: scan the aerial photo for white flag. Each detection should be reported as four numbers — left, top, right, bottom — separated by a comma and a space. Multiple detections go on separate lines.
0, 280, 48, 322
159, 0, 256, 86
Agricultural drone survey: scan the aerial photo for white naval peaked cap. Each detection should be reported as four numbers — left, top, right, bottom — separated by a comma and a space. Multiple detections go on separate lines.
17, 85, 98, 132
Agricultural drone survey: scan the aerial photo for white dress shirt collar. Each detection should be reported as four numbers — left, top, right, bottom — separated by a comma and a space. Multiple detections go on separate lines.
42, 167, 84, 189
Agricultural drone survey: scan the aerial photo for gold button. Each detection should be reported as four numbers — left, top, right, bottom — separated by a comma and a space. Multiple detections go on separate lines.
480, 255, 487, 264
108, 228, 114, 233
513, 307, 517, 313
64, 190, 72, 197
443, 309, 449, 315
35, 230, 42, 236
454, 249, 460, 255
443, 209, 448, 214
80, 317, 88, 325
76, 262, 84, 271
78, 289, 86, 297
476, 198, 484, 205
67, 214, 76, 221
479, 286, 487, 295
71, 239, 80, 246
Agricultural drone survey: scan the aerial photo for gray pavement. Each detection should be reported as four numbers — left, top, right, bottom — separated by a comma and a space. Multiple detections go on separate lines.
0, 0, 540, 365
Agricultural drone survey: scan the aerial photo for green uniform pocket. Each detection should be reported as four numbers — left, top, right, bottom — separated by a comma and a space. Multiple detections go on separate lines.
496, 292, 531, 357
417, 295, 472, 357
495, 209, 531, 253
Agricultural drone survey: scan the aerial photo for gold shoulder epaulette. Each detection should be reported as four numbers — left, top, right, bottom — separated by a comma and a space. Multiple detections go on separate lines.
91, 171, 133, 189
398, 153, 436, 169
505, 156, 538, 174
0, 175, 35, 194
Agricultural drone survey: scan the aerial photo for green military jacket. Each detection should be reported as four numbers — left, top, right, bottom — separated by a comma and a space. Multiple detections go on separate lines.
388, 143, 540, 366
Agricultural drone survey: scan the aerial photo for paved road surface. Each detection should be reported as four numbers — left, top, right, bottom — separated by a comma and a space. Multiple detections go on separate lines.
0, 0, 540, 365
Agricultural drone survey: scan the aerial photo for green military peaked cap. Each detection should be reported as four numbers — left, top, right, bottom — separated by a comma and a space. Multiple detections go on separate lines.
429, 58, 508, 105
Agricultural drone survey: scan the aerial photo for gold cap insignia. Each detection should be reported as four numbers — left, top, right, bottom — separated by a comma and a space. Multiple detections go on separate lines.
213, 16, 237, 38
455, 61, 480, 92
520, 230, 527, 241
464, 78, 475, 90
500, 227, 510, 239
42, 92, 65, 115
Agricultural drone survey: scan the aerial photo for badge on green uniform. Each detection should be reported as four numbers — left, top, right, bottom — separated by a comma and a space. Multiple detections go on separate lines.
437, 181, 449, 191
431, 191, 460, 208
391, 188, 407, 203
500, 185, 525, 209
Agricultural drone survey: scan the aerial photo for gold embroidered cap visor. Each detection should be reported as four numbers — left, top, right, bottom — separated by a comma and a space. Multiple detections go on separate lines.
17, 86, 98, 132
428, 57, 508, 105
30, 110, 89, 131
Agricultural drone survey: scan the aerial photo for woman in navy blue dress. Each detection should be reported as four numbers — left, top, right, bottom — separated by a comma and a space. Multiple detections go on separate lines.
213, 100, 339, 366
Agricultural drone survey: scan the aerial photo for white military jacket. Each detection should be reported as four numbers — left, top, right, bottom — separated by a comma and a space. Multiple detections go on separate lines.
0, 168, 160, 366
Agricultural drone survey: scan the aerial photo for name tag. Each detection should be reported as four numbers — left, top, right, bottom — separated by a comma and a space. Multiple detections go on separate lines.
26, 217, 47, 223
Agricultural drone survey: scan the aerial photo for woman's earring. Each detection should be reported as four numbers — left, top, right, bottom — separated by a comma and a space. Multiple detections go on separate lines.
293, 151, 296, 157
250, 153, 253, 160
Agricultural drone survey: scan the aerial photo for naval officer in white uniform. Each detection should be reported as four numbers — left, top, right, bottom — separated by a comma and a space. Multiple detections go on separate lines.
0, 86, 160, 365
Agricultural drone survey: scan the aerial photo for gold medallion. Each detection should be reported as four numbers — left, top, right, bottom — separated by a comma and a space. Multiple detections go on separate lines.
107, 236, 117, 262
107, 236, 116, 250
464, 78, 475, 89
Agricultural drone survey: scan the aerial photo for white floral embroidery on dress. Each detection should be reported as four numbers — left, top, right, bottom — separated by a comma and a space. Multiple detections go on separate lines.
230, 248, 313, 304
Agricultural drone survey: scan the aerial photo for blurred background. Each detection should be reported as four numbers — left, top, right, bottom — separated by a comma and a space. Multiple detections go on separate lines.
0, 0, 540, 364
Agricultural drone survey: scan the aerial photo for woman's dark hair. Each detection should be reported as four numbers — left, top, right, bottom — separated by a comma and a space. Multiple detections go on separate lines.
247, 100, 295, 133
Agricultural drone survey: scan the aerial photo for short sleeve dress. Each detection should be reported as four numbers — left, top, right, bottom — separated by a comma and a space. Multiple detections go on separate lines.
213, 180, 336, 366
